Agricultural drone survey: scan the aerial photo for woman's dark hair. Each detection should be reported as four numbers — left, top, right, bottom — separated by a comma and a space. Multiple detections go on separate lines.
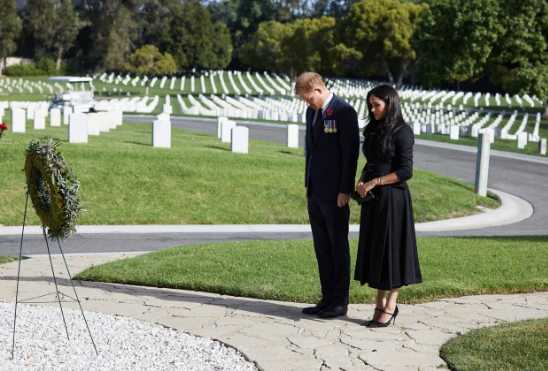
364, 84, 406, 159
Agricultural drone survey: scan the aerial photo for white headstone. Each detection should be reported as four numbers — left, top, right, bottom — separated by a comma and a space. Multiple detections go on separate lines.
449, 125, 459, 140
50, 108, 61, 127
221, 120, 236, 143
153, 117, 171, 148
231, 126, 249, 154
69, 113, 88, 143
483, 129, 495, 144
87, 113, 102, 135
287, 124, 299, 148
33, 110, 46, 130
412, 122, 421, 135
539, 138, 547, 156
63, 105, 72, 125
11, 108, 26, 133
475, 131, 491, 197
217, 117, 229, 139
517, 132, 528, 149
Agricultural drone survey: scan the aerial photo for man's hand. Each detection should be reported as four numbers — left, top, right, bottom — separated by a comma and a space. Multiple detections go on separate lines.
337, 193, 350, 207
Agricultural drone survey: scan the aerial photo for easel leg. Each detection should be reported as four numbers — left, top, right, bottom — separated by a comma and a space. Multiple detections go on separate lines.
42, 226, 70, 341
11, 192, 29, 359
56, 238, 99, 355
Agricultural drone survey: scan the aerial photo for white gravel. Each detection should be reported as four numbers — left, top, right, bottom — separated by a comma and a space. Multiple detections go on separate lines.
0, 303, 257, 370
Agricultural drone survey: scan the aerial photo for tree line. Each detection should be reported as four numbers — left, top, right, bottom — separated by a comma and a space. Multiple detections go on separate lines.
0, 0, 546, 99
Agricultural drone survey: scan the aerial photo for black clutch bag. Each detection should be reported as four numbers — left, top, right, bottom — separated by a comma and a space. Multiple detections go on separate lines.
350, 189, 376, 205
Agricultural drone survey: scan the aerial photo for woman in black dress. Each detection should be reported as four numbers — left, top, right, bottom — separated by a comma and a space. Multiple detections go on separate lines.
354, 84, 422, 327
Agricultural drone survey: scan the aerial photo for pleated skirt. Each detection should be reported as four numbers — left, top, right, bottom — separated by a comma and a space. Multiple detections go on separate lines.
354, 185, 422, 290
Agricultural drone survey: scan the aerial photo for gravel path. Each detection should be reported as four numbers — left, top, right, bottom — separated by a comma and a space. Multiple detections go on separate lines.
1, 303, 257, 371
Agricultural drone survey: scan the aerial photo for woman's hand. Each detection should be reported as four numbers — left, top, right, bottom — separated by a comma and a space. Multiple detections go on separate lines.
356, 179, 377, 197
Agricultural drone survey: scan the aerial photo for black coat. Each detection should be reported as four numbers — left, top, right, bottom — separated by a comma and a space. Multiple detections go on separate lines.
305, 95, 360, 200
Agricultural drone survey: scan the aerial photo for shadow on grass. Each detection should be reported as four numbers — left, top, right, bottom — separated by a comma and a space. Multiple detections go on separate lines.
204, 144, 230, 152
123, 140, 150, 147
0, 275, 365, 325
279, 150, 302, 157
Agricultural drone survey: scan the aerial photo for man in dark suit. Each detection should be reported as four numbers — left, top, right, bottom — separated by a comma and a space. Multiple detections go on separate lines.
295, 72, 360, 318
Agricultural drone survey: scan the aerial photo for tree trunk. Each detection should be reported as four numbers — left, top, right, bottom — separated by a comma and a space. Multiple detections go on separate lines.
544, 104, 548, 119
56, 47, 64, 71
381, 57, 394, 84
396, 62, 409, 89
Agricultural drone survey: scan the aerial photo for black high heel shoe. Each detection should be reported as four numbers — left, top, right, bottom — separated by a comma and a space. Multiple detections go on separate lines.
366, 306, 399, 328
362, 307, 384, 326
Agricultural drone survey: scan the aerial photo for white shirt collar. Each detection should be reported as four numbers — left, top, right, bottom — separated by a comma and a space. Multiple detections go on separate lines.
322, 93, 334, 111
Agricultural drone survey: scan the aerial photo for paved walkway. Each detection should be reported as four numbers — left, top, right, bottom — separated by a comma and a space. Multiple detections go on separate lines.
1, 253, 546, 370
0, 187, 535, 257
0, 188, 533, 236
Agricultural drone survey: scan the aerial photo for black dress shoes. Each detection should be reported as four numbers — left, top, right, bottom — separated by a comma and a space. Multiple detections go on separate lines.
318, 305, 348, 319
302, 300, 329, 315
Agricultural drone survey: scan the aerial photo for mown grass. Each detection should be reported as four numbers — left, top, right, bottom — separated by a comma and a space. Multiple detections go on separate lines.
75, 236, 548, 304
0, 121, 497, 226
417, 118, 548, 157
440, 318, 548, 371
0, 256, 17, 265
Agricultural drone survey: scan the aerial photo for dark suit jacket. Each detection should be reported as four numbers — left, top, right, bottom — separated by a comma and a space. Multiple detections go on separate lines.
305, 95, 360, 200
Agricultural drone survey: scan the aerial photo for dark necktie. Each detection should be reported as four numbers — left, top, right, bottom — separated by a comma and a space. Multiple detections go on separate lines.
311, 108, 322, 142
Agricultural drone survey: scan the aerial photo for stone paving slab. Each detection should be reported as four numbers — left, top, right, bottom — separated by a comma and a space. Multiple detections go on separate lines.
1, 253, 547, 371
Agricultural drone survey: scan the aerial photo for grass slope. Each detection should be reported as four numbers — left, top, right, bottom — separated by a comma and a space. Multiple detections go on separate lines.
75, 236, 548, 304
0, 122, 497, 226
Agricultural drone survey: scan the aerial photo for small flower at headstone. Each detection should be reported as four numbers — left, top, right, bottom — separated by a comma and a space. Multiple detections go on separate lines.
0, 122, 8, 139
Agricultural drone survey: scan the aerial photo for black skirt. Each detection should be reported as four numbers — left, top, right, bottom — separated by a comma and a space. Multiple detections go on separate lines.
354, 185, 422, 290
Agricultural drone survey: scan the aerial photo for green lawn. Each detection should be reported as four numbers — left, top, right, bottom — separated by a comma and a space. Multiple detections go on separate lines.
417, 118, 548, 157
75, 236, 548, 304
440, 318, 548, 371
0, 121, 497, 226
0, 256, 17, 265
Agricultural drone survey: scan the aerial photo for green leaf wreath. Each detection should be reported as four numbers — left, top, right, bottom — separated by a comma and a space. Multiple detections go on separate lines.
25, 138, 81, 239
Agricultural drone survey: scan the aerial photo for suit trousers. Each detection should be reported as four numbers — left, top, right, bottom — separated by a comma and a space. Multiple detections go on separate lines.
307, 193, 350, 306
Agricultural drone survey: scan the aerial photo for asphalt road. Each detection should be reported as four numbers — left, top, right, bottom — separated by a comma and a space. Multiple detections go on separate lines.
1, 115, 546, 256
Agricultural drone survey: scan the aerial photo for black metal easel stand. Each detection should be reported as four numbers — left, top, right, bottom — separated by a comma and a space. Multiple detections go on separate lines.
11, 192, 98, 359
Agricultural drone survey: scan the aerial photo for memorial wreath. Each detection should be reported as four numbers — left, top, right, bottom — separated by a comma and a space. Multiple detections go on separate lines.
25, 138, 81, 239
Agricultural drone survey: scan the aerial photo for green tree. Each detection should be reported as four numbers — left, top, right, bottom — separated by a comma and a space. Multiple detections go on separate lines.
240, 16, 339, 75
167, 0, 232, 70
0, 0, 22, 74
78, 0, 140, 71
239, 20, 294, 72
124, 44, 177, 75
209, 0, 276, 49
284, 16, 338, 75
338, 0, 427, 86
103, 5, 138, 70
26, 0, 83, 70
140, 0, 180, 51
487, 0, 548, 101
415, 0, 504, 87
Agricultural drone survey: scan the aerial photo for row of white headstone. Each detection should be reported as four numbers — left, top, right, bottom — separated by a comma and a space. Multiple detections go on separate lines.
399, 88, 542, 109
0, 78, 64, 95
216, 117, 301, 154
0, 101, 123, 144
96, 70, 292, 96
68, 110, 123, 143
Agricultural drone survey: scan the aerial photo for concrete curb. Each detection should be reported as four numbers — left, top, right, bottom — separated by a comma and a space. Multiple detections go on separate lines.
0, 188, 532, 236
